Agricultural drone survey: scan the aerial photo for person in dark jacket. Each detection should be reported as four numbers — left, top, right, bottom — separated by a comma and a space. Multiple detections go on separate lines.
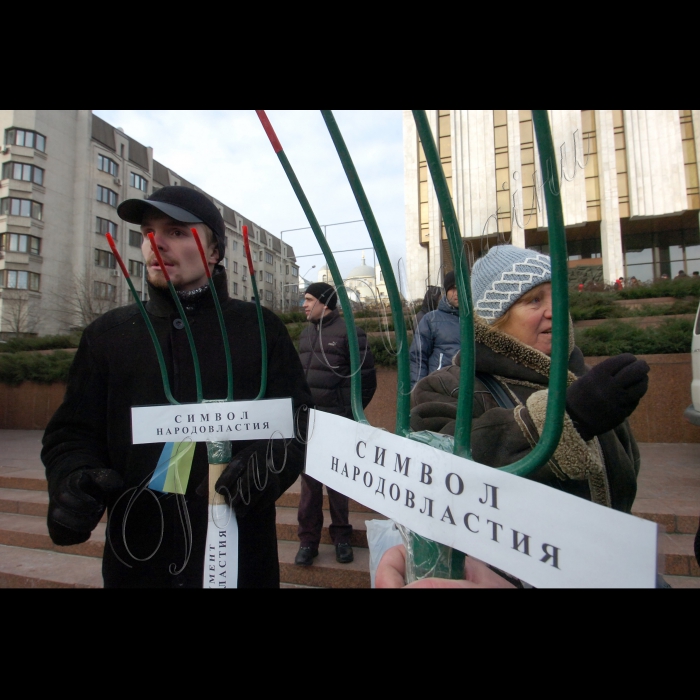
295, 282, 376, 566
414, 286, 442, 324
42, 187, 313, 588
409, 271, 460, 389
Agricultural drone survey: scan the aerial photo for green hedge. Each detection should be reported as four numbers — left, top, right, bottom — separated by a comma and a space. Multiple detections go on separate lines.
616, 277, 700, 299
0, 332, 82, 353
575, 319, 693, 357
0, 351, 75, 386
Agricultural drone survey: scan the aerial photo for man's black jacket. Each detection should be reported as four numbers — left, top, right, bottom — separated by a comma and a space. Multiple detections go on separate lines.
42, 271, 313, 588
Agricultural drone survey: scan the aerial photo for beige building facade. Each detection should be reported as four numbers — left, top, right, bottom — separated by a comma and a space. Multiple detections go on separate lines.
0, 110, 300, 337
404, 110, 700, 301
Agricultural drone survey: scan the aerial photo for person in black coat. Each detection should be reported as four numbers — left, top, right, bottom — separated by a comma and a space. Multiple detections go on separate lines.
42, 187, 313, 588
294, 282, 376, 566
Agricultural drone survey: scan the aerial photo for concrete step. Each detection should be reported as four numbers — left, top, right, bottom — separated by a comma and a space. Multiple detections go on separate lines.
664, 575, 700, 589
659, 533, 700, 578
0, 486, 48, 516
0, 468, 47, 492
0, 512, 105, 558
633, 501, 700, 534
275, 506, 386, 548
277, 540, 370, 588
0, 544, 103, 588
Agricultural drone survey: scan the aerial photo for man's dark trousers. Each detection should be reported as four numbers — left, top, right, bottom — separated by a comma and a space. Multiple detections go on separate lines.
297, 473, 352, 548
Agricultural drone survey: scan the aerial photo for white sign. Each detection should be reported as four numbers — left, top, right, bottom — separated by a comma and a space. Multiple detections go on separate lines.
204, 504, 238, 589
131, 398, 295, 445
305, 410, 658, 588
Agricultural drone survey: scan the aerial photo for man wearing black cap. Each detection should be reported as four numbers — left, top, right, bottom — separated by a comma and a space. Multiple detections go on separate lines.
41, 186, 313, 588
408, 270, 460, 390
295, 282, 376, 566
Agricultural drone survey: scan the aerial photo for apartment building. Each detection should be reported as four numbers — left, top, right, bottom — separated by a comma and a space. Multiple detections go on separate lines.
404, 110, 700, 301
0, 110, 300, 337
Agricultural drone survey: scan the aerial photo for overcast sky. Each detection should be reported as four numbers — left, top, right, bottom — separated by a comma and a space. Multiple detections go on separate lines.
93, 110, 407, 287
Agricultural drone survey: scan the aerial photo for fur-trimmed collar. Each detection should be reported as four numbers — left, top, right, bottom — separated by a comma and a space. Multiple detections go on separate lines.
453, 315, 584, 385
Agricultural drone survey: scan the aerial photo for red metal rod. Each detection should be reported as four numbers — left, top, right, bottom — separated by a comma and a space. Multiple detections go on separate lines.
191, 227, 212, 279
147, 233, 171, 283
243, 225, 255, 275
106, 233, 130, 279
255, 110, 283, 153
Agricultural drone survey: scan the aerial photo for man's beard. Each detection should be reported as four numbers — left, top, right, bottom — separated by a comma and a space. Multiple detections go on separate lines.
147, 269, 168, 289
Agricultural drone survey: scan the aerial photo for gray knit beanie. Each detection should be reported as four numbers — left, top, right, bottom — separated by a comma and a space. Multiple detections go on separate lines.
471, 245, 551, 323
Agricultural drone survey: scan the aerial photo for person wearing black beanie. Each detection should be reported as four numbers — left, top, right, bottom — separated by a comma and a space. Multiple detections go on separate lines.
295, 282, 377, 566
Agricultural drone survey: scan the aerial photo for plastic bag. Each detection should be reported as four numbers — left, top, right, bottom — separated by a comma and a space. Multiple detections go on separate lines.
366, 519, 404, 588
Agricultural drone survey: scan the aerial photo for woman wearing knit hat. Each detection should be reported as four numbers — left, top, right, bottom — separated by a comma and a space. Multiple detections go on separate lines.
411, 245, 649, 515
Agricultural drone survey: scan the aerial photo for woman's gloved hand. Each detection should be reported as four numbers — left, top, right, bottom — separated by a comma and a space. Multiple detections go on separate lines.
47, 468, 124, 546
566, 353, 650, 441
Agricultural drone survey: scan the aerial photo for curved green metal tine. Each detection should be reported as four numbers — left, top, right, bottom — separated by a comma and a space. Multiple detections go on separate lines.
147, 233, 203, 404
255, 110, 368, 424
497, 110, 569, 476
412, 111, 475, 459
242, 225, 268, 400
320, 110, 411, 437
190, 228, 234, 402
106, 233, 179, 405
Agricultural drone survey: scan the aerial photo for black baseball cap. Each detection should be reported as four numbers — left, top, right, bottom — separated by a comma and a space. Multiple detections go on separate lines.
117, 186, 226, 261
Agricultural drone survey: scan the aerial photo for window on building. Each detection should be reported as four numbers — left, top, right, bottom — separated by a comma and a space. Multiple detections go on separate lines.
1, 198, 42, 220
286, 265, 289, 275
2, 162, 44, 185
96, 217, 118, 238
259, 251, 263, 262
5, 128, 46, 153
3, 269, 40, 290
97, 185, 118, 207
265, 272, 273, 283
243, 286, 247, 299
233, 261, 238, 274
233, 282, 239, 295
265, 290, 273, 301
259, 270, 263, 281
242, 266, 248, 281
265, 252, 273, 265
232, 240, 238, 251
98, 154, 119, 177
93, 281, 116, 300
130, 172, 148, 192
291, 266, 298, 277
94, 249, 116, 269
1, 233, 41, 255
129, 229, 142, 247
129, 260, 144, 277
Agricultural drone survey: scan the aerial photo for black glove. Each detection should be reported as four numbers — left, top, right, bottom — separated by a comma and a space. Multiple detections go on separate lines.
213, 441, 287, 518
566, 353, 649, 441
410, 402, 457, 435
47, 468, 124, 546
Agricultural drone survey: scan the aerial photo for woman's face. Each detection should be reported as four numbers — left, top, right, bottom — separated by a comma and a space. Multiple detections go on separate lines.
498, 282, 553, 355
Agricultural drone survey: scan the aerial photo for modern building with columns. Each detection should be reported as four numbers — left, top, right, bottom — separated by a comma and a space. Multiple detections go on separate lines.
403, 110, 700, 301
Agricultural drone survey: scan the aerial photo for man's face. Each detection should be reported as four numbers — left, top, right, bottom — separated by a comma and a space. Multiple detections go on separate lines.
446, 287, 459, 308
303, 294, 329, 322
140, 213, 218, 291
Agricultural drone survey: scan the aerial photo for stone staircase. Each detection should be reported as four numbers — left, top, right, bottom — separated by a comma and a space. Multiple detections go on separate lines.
0, 431, 697, 588
0, 461, 384, 588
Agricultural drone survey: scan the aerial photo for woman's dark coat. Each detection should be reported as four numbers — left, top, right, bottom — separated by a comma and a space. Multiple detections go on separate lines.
42, 272, 313, 587
410, 316, 640, 512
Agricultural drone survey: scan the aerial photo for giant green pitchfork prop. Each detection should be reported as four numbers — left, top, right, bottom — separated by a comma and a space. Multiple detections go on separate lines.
259, 109, 569, 582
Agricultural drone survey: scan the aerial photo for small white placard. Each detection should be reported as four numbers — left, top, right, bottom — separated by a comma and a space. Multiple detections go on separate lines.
131, 398, 295, 445
304, 410, 658, 588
